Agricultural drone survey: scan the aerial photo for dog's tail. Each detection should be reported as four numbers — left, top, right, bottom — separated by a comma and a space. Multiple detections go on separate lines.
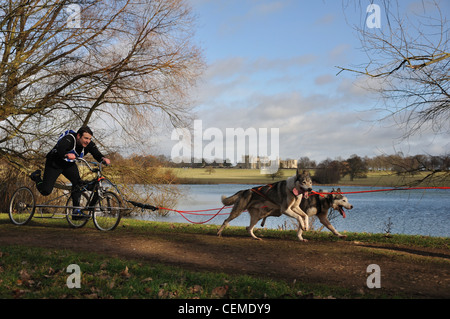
221, 190, 245, 206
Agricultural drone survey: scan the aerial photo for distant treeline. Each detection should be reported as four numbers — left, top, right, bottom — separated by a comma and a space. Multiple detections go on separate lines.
303, 154, 450, 184
107, 152, 449, 184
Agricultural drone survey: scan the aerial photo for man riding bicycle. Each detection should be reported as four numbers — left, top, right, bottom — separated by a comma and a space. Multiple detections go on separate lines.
30, 126, 111, 219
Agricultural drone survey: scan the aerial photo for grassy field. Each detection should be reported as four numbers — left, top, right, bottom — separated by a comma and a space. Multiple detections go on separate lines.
1, 243, 309, 300
0, 243, 353, 300
172, 167, 450, 186
0, 215, 448, 299
0, 216, 361, 299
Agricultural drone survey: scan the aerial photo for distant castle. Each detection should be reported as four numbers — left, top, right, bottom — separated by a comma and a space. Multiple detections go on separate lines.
236, 155, 297, 169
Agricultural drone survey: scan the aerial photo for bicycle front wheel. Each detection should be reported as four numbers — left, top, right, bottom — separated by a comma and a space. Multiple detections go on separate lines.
93, 191, 122, 231
9, 187, 35, 225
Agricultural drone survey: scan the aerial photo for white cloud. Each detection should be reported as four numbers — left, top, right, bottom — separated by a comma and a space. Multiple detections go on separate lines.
250, 0, 291, 16
186, 64, 448, 163
204, 55, 317, 80
314, 13, 335, 26
162, 80, 448, 163
315, 74, 335, 85
327, 43, 352, 65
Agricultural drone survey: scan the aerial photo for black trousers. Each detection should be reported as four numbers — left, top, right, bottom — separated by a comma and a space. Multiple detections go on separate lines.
37, 159, 82, 207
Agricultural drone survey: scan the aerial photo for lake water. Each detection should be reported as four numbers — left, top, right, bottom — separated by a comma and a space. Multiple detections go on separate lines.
134, 184, 450, 237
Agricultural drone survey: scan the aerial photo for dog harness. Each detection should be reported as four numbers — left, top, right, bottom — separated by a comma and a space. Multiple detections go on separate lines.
250, 183, 309, 204
250, 184, 280, 206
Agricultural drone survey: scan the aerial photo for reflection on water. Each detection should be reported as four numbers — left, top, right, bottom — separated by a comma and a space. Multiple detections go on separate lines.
133, 184, 450, 237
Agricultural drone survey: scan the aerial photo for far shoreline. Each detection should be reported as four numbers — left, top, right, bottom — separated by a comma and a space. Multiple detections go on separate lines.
171, 167, 450, 188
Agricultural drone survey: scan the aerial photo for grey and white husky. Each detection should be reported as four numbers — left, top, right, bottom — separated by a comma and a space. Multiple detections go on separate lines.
217, 170, 313, 241
260, 188, 353, 240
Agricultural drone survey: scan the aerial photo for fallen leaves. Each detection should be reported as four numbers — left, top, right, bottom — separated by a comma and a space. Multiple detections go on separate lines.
16, 273, 31, 290
141, 277, 153, 283
120, 266, 131, 278
157, 287, 177, 299
188, 284, 203, 294
211, 285, 229, 298
1, 247, 340, 299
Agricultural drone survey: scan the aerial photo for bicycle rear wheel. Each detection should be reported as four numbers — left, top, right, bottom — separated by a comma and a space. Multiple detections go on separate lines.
9, 187, 35, 225
93, 191, 122, 231
66, 192, 90, 228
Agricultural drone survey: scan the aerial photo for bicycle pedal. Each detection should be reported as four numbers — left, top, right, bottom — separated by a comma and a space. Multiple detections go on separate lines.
72, 214, 89, 220
72, 209, 89, 220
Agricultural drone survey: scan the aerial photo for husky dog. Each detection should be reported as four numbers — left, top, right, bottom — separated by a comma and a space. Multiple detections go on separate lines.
260, 188, 353, 240
217, 170, 313, 241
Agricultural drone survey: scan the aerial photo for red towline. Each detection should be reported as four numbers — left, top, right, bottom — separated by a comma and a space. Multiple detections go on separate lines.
313, 186, 450, 195
155, 186, 449, 224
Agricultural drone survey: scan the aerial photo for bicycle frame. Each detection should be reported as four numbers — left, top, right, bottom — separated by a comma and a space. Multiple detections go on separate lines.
9, 158, 129, 231
32, 159, 117, 214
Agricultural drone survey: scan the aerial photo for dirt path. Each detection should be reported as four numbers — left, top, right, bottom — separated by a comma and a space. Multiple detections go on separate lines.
0, 222, 449, 298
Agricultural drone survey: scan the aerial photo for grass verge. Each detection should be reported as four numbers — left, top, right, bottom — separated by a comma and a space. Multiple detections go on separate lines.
0, 244, 357, 299
0, 215, 448, 299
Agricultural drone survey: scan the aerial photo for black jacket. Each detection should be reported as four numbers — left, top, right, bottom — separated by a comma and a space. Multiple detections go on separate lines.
46, 132, 105, 167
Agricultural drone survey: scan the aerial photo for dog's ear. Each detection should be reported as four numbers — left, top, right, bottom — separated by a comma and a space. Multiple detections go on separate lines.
337, 188, 341, 193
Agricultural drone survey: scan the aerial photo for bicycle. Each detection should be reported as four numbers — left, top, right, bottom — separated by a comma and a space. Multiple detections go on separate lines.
8, 158, 128, 231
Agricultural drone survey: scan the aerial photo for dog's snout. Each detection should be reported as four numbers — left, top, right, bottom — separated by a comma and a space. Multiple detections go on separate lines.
307, 188, 312, 192
349, 205, 353, 209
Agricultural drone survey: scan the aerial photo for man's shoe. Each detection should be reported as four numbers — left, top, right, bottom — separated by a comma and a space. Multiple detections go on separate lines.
72, 209, 89, 220
29, 170, 42, 183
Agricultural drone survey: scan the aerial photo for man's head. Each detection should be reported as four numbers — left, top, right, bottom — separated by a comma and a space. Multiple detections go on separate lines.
76, 126, 93, 148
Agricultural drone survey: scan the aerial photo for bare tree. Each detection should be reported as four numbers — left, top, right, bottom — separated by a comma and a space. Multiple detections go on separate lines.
338, 0, 449, 185
0, 0, 203, 165
338, 0, 449, 137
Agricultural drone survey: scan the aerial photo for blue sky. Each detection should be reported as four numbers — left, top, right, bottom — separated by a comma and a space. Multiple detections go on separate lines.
161, 0, 449, 163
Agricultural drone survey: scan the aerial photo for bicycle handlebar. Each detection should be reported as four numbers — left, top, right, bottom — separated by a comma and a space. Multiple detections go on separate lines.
76, 157, 108, 172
